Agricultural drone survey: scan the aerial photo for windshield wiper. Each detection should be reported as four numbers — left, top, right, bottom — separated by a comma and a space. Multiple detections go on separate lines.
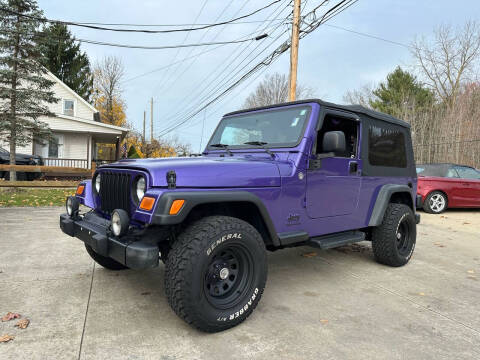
243, 141, 275, 159
209, 143, 233, 156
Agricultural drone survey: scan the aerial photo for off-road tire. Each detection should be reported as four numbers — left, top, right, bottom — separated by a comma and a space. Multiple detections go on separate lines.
372, 204, 416, 267
423, 191, 448, 214
84, 244, 128, 270
165, 215, 267, 333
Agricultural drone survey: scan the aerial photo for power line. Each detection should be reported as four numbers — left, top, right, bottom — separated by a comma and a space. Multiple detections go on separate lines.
156, 0, 358, 138
153, 1, 292, 134
0, 1, 282, 34
0, 27, 269, 50
150, 0, 241, 100
323, 24, 412, 48
151, 0, 288, 124
76, 34, 268, 50
72, 18, 288, 27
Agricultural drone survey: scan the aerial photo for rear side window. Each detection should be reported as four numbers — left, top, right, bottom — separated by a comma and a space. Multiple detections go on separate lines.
368, 125, 407, 168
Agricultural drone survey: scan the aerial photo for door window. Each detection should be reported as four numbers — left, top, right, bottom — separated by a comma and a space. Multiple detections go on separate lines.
455, 166, 480, 180
316, 116, 358, 158
446, 167, 460, 178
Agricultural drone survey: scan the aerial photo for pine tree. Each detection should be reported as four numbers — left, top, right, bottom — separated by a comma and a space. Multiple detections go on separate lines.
370, 67, 435, 117
39, 23, 93, 102
0, 0, 57, 181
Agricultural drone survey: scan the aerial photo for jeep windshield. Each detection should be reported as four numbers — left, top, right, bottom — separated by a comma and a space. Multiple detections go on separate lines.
207, 105, 311, 149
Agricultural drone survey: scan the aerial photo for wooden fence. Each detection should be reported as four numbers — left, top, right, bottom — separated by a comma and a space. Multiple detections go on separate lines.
0, 164, 93, 187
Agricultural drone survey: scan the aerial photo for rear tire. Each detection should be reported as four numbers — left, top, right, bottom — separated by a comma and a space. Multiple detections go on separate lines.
423, 191, 447, 214
84, 244, 128, 270
165, 215, 267, 333
372, 204, 416, 267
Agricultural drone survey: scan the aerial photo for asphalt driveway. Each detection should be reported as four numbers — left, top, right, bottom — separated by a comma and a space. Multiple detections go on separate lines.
0, 207, 479, 359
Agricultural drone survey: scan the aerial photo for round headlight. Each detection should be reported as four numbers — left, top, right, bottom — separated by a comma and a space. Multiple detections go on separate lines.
136, 177, 146, 201
111, 209, 129, 237
66, 196, 79, 217
95, 174, 101, 193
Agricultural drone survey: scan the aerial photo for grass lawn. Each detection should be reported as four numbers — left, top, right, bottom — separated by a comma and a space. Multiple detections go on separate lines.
0, 188, 75, 207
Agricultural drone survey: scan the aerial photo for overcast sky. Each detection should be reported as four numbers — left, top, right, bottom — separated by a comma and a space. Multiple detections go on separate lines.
37, 0, 480, 152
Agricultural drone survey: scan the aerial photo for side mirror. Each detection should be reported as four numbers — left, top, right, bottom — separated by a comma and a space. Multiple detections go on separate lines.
322, 131, 346, 155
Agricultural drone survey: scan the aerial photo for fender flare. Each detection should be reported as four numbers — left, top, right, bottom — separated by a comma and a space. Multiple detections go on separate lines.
152, 191, 280, 246
368, 184, 414, 226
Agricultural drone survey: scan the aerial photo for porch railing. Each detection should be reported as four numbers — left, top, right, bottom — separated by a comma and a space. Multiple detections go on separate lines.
43, 158, 88, 169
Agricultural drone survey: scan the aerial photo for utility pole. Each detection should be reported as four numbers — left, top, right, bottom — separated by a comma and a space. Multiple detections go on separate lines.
150, 97, 153, 142
143, 110, 146, 143
288, 0, 301, 101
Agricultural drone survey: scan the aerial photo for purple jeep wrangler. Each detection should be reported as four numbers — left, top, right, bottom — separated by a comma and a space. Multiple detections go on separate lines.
60, 99, 420, 332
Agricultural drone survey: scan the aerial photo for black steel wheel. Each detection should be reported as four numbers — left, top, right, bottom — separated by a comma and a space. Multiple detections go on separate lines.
372, 203, 416, 267
204, 246, 255, 309
165, 216, 267, 333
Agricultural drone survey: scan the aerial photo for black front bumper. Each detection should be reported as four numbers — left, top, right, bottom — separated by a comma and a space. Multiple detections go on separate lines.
60, 212, 159, 269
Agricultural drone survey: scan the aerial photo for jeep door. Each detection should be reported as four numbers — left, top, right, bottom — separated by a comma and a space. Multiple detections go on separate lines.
306, 111, 362, 218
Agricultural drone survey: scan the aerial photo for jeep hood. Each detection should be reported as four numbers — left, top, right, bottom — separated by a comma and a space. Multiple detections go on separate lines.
103, 156, 281, 188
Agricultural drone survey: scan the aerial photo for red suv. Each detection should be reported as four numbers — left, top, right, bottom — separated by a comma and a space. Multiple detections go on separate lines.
417, 163, 480, 213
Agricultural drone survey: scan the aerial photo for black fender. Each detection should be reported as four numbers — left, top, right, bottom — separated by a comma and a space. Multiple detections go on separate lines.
152, 191, 280, 246
368, 184, 414, 226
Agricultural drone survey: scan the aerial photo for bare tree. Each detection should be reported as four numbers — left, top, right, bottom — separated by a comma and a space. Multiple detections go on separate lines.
243, 73, 315, 108
411, 21, 480, 108
342, 83, 376, 108
93, 56, 126, 125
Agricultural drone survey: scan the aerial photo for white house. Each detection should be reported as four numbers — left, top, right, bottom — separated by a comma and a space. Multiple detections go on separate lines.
1, 70, 129, 169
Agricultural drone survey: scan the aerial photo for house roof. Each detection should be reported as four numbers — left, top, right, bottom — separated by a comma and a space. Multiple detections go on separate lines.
52, 114, 129, 135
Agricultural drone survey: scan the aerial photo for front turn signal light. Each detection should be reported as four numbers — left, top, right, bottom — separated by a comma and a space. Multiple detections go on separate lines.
76, 185, 85, 195
169, 199, 185, 215
139, 196, 156, 211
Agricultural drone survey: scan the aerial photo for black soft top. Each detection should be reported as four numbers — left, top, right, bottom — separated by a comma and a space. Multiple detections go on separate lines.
225, 98, 410, 128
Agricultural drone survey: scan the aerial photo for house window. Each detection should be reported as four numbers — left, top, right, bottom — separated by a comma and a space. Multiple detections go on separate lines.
63, 99, 74, 116
48, 135, 63, 158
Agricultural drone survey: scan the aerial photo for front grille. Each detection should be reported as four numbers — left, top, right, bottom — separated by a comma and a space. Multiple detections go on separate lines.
99, 171, 131, 215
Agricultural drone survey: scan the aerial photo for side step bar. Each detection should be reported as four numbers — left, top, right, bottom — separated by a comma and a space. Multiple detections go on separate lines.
306, 231, 365, 250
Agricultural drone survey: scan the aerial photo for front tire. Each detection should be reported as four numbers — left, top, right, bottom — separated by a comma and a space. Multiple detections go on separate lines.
372, 204, 416, 267
423, 191, 447, 214
84, 244, 128, 270
165, 216, 267, 333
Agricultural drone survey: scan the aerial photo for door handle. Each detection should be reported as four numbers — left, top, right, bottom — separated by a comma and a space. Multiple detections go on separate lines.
349, 161, 358, 174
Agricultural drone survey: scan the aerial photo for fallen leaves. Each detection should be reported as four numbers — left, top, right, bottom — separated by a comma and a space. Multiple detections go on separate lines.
320, 319, 329, 324
418, 292, 426, 296
1, 312, 20, 322
302, 252, 317, 258
463, 222, 471, 225
15, 318, 29, 329
433, 242, 446, 248
467, 270, 475, 274
0, 334, 14, 343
